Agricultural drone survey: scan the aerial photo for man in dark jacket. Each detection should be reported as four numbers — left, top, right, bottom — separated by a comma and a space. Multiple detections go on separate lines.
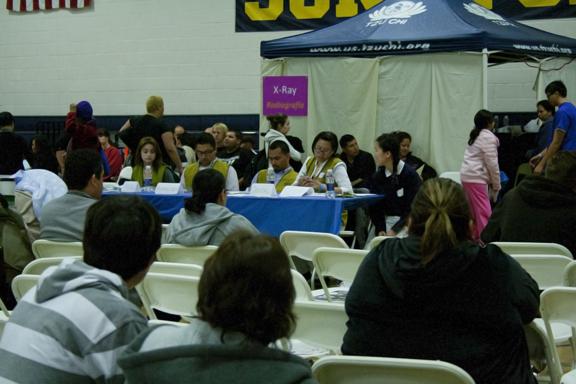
482, 150, 576, 256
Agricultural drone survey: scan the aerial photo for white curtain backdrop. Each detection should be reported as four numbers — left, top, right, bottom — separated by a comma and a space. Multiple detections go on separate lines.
261, 52, 483, 173
538, 58, 576, 101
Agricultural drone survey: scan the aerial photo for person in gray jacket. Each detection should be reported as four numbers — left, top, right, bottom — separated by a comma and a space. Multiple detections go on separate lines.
119, 231, 316, 384
163, 168, 258, 246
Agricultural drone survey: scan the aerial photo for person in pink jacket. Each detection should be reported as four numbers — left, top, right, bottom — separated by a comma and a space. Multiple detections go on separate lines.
460, 109, 500, 242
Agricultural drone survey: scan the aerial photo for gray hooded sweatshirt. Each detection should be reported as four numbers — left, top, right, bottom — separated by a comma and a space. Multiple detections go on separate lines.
0, 259, 147, 384
164, 203, 258, 246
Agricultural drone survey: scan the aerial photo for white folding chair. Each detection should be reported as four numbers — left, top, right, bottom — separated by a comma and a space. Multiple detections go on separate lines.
149, 262, 203, 277
32, 239, 83, 259
312, 247, 367, 302
118, 166, 133, 181
525, 321, 559, 384
291, 300, 347, 353
540, 287, 576, 384
11, 274, 40, 301
292, 269, 313, 301
366, 235, 393, 250
439, 171, 462, 184
280, 231, 349, 287
156, 244, 217, 266
492, 242, 573, 259
22, 256, 81, 275
136, 273, 200, 320
512, 254, 573, 290
312, 355, 475, 384
564, 261, 576, 287
0, 297, 10, 338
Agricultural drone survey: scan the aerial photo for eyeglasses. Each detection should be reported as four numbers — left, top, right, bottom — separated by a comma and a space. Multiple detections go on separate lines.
314, 147, 332, 154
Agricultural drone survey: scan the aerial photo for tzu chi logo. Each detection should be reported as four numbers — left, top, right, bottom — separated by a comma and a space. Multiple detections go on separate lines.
464, 3, 514, 26
367, 1, 427, 27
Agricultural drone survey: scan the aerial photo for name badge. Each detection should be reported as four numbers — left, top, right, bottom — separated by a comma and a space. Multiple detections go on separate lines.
396, 188, 404, 198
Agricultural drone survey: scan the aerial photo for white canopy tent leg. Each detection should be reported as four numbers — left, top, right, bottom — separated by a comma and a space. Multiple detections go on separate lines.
482, 49, 488, 110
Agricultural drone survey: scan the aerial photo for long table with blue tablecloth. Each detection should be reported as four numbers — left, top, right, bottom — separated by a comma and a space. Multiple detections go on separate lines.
102, 191, 383, 237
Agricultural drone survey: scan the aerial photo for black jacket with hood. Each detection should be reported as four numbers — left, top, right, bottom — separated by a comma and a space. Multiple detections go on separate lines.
343, 237, 539, 384
481, 175, 576, 257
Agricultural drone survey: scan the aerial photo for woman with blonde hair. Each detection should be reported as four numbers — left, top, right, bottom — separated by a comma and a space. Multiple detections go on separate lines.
343, 178, 539, 384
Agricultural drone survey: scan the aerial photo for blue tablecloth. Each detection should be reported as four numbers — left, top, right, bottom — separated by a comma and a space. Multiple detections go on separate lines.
226, 194, 383, 237
102, 191, 189, 222
102, 191, 383, 237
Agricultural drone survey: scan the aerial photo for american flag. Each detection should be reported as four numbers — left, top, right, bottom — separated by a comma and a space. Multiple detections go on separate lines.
6, 0, 91, 12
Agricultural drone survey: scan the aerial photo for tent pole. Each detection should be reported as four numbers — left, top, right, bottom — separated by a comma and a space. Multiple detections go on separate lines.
482, 49, 488, 109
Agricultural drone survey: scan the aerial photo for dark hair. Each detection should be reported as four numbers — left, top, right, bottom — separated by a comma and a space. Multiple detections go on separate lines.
63, 149, 103, 190
468, 109, 494, 145
0, 112, 14, 128
393, 131, 412, 143
194, 132, 216, 150
545, 80, 567, 98
269, 140, 290, 154
185, 169, 225, 214
546, 151, 576, 189
375, 133, 400, 176
312, 131, 338, 155
197, 231, 296, 345
32, 135, 51, 153
83, 196, 161, 281
227, 131, 242, 141
409, 178, 471, 264
134, 136, 163, 169
339, 134, 355, 148
266, 114, 288, 131
97, 128, 110, 138
241, 136, 255, 146
537, 99, 555, 115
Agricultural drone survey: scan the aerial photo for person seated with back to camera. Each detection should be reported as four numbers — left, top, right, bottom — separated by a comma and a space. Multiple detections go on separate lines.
482, 150, 576, 257
393, 131, 437, 181
180, 133, 239, 192
0, 195, 161, 384
164, 169, 257, 246
131, 136, 177, 187
119, 231, 316, 384
368, 133, 421, 236
252, 140, 298, 193
343, 178, 539, 384
40, 149, 103, 242
293, 131, 352, 194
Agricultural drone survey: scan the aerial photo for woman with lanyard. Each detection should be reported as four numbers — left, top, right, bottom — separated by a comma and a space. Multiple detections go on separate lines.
294, 131, 352, 194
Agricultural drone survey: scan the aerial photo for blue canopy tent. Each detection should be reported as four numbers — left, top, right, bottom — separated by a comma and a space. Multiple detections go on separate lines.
261, 0, 576, 61
259, 0, 576, 172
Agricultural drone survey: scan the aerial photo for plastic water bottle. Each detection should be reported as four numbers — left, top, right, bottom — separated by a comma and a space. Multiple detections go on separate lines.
266, 167, 275, 184
143, 165, 153, 192
325, 169, 336, 199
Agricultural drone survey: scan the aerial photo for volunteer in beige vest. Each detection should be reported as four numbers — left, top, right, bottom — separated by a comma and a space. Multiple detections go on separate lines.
294, 131, 352, 194
181, 133, 239, 192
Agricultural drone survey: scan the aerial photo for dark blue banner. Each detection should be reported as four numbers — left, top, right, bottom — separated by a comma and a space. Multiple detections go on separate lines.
236, 0, 576, 32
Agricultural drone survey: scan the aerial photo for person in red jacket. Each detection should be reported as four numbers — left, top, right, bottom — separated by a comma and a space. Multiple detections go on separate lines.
97, 128, 123, 181
65, 101, 99, 152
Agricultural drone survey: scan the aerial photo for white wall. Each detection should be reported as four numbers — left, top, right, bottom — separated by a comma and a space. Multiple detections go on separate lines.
0, 0, 296, 116
1, 1, 575, 117
487, 18, 576, 112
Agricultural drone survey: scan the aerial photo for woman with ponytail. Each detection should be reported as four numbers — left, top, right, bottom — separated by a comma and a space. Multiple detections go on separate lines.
460, 109, 500, 241
369, 133, 421, 236
343, 178, 539, 384
164, 169, 257, 246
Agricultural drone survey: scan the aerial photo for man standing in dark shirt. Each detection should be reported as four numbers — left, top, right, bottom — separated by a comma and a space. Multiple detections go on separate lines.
217, 131, 254, 190
339, 134, 376, 190
118, 96, 182, 173
0, 112, 30, 175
